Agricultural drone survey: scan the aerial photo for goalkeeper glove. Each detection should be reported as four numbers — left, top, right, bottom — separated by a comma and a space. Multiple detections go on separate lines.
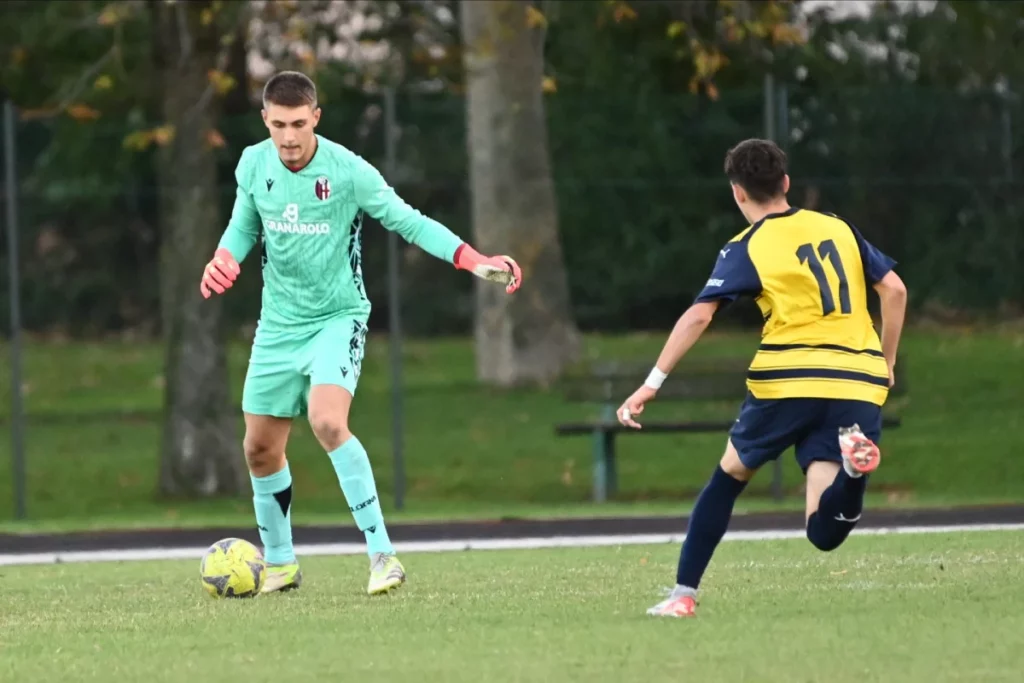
454, 244, 522, 294
200, 247, 240, 299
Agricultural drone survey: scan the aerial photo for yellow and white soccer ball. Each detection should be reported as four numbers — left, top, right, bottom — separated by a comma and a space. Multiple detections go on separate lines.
199, 537, 267, 599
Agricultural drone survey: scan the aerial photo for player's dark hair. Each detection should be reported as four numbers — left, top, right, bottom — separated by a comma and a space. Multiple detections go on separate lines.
724, 138, 787, 203
262, 71, 318, 109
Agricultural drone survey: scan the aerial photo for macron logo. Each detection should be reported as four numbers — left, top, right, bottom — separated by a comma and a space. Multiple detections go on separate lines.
720, 248, 731, 258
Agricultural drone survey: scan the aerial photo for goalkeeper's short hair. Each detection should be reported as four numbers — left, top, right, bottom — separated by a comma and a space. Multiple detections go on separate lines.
263, 71, 317, 109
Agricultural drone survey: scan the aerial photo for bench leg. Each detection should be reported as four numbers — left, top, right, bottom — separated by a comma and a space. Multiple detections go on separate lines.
604, 431, 617, 500
592, 430, 617, 503
592, 429, 606, 503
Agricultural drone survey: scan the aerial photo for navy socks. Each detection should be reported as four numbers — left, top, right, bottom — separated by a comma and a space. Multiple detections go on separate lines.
806, 468, 867, 551
676, 466, 748, 589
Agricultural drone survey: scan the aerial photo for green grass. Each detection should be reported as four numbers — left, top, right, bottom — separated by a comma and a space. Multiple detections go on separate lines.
0, 327, 1022, 529
2, 531, 1024, 682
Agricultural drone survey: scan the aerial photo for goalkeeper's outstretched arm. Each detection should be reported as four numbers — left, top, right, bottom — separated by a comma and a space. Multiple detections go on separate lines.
351, 155, 521, 292
351, 154, 461, 262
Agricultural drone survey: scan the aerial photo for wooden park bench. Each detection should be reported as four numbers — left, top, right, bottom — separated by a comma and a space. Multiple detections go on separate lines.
554, 358, 906, 503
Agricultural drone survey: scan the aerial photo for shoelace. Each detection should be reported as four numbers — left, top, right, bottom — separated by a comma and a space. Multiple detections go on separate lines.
371, 554, 391, 572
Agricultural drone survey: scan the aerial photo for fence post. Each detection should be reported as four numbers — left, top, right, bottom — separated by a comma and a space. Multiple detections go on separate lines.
1002, 97, 1013, 183
777, 83, 790, 153
763, 74, 784, 503
3, 98, 27, 520
382, 87, 406, 511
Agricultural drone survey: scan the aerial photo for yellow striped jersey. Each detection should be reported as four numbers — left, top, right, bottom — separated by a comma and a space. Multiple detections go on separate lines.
695, 207, 897, 406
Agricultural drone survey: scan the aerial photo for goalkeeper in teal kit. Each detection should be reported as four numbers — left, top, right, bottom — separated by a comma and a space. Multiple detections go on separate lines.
200, 71, 522, 595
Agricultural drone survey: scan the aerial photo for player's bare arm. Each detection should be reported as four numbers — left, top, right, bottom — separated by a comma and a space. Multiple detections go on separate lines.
623, 177, 764, 433
617, 301, 719, 429
618, 217, 762, 430
874, 269, 907, 387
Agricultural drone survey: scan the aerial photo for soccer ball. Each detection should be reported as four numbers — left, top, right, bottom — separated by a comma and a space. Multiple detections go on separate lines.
199, 537, 266, 599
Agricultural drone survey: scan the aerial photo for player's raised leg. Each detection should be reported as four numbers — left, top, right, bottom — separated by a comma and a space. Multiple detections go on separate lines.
647, 440, 754, 618
802, 400, 882, 552
244, 413, 303, 593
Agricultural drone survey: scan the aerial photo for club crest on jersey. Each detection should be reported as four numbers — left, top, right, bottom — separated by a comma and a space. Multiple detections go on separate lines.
315, 176, 331, 200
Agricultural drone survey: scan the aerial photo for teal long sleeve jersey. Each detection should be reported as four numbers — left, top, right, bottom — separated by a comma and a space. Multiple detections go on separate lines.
218, 135, 465, 331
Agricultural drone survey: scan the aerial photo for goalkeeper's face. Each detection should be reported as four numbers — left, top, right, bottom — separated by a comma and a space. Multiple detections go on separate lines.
263, 104, 321, 166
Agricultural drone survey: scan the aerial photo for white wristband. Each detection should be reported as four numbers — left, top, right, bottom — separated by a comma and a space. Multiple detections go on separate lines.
644, 367, 668, 390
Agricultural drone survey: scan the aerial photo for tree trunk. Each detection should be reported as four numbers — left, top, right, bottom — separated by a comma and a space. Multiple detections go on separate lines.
460, 0, 580, 386
151, 0, 245, 497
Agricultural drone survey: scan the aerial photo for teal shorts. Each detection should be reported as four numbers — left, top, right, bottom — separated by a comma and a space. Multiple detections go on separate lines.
242, 316, 369, 418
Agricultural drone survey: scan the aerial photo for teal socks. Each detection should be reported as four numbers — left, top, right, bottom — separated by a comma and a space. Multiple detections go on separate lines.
251, 464, 296, 565
251, 438, 394, 562
328, 436, 395, 556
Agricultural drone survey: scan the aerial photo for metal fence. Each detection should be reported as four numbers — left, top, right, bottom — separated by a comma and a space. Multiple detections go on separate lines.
3, 78, 1022, 518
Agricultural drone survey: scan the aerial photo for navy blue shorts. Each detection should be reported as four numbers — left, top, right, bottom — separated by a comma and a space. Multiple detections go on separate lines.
729, 393, 882, 473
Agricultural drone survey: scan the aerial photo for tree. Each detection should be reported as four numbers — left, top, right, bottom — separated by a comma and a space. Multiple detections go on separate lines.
460, 1, 580, 386
149, 0, 248, 497
0, 0, 248, 497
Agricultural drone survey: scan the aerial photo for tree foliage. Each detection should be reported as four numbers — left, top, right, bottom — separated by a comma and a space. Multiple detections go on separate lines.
2, 0, 251, 497
1, 0, 1021, 344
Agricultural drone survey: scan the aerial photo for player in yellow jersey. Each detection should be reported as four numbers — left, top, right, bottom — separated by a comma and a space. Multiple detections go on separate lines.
621, 138, 908, 618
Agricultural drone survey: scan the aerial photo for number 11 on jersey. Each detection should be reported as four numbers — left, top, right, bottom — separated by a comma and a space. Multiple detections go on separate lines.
797, 239, 851, 316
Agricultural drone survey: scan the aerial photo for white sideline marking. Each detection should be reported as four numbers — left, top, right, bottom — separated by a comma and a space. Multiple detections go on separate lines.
1, 523, 1023, 567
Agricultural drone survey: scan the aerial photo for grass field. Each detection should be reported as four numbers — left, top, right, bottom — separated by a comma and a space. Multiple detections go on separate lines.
3, 530, 1023, 682
0, 327, 1022, 529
